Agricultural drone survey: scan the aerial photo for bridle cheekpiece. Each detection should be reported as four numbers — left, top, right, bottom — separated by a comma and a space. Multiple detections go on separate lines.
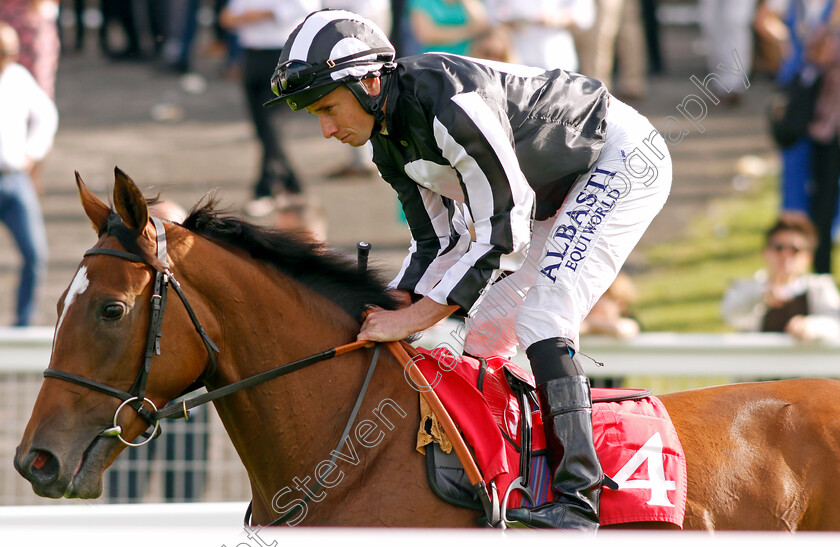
43, 217, 219, 446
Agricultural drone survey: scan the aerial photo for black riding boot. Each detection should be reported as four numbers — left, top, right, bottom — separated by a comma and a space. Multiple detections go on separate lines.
506, 342, 602, 530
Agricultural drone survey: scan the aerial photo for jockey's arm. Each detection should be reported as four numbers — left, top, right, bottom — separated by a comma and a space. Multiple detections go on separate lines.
358, 297, 459, 342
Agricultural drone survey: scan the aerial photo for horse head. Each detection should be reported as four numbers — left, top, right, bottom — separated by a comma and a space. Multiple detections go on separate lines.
15, 168, 415, 520
14, 168, 215, 499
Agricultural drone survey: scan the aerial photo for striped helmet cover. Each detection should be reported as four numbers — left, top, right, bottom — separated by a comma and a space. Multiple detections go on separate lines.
281, 9, 394, 85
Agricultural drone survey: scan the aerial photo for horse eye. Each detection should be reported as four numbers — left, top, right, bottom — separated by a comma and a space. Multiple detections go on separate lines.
101, 303, 126, 321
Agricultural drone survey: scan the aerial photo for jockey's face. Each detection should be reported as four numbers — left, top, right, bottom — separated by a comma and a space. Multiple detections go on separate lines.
306, 78, 380, 148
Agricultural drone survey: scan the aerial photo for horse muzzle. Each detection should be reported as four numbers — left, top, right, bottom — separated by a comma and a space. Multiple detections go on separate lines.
14, 430, 114, 499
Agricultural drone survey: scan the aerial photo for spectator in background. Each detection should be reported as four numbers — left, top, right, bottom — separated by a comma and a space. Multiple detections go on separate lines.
207, 0, 243, 78
577, 0, 648, 100
328, 0, 391, 30
470, 23, 513, 62
150, 199, 188, 224
806, 2, 840, 273
583, 272, 639, 389
390, 0, 421, 56
144, 0, 170, 60
753, 0, 787, 77
99, 0, 142, 60
0, 0, 59, 98
58, 0, 86, 53
756, 0, 839, 274
485, 0, 594, 72
409, 0, 489, 55
220, 0, 321, 218
580, 272, 640, 339
640, 0, 663, 75
0, 0, 60, 197
0, 22, 57, 327
698, 0, 758, 107
160, 0, 202, 74
721, 214, 840, 341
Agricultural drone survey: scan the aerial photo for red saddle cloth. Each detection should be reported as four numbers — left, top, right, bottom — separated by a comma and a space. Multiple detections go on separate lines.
413, 346, 687, 527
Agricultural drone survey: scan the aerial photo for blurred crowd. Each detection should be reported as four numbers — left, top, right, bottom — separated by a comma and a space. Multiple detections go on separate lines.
723, 0, 840, 344
1, 0, 840, 343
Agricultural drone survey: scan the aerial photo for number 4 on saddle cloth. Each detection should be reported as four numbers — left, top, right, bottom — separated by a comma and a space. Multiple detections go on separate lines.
412, 347, 687, 527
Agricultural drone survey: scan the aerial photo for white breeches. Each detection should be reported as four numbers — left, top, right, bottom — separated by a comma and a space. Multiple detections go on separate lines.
464, 98, 672, 357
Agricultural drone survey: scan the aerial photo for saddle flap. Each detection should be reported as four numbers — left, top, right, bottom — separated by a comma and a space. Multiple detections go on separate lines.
425, 442, 483, 511
415, 346, 687, 528
414, 348, 510, 483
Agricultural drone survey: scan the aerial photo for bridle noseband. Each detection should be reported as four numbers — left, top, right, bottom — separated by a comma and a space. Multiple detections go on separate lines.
43, 217, 220, 446
41, 215, 389, 526
42, 216, 374, 452
40, 217, 487, 527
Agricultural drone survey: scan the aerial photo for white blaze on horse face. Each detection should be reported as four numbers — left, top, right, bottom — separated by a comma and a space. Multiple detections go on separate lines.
54, 266, 90, 347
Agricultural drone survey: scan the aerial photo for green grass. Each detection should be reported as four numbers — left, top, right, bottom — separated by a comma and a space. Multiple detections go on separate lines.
632, 175, 840, 332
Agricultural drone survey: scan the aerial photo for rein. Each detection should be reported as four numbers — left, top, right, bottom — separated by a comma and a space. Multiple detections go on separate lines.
153, 338, 374, 422
42, 217, 374, 447
44, 219, 495, 525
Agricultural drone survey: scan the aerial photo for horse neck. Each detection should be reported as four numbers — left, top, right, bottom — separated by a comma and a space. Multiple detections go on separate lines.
171, 230, 362, 370
171, 233, 418, 515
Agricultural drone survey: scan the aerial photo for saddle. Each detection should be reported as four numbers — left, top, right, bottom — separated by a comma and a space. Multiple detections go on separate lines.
411, 346, 687, 527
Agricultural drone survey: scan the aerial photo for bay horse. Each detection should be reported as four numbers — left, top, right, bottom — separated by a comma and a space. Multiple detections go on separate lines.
14, 168, 840, 530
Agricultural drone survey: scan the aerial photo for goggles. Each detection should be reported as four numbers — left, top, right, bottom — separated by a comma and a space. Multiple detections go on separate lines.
271, 60, 320, 96
270, 47, 396, 98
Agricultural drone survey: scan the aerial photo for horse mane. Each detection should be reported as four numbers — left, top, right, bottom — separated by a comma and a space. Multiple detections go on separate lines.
178, 199, 400, 320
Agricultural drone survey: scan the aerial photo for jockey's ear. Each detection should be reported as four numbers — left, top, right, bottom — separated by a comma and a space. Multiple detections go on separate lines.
361, 76, 381, 97
76, 171, 110, 233
112, 166, 149, 235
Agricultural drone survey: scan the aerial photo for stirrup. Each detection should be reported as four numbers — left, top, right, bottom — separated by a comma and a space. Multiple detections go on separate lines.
501, 477, 535, 528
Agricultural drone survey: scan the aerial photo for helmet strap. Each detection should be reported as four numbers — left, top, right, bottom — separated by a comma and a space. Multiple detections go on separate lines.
346, 73, 392, 138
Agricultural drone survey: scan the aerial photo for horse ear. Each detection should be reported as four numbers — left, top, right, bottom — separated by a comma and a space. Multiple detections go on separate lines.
76, 171, 110, 232
112, 167, 149, 234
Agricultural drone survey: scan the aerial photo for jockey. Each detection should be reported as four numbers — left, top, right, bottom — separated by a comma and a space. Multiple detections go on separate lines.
267, 9, 672, 530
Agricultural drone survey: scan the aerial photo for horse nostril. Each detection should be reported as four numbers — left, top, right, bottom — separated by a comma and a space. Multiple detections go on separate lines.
26, 449, 60, 485
33, 451, 49, 470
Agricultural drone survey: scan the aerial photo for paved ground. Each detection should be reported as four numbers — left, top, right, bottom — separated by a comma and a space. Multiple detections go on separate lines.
0, 18, 779, 327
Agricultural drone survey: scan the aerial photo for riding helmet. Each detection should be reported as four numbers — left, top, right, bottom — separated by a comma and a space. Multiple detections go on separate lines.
265, 9, 396, 118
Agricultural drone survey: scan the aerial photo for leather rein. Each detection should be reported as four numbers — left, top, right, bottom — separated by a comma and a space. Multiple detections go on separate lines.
42, 217, 373, 447
42, 219, 494, 526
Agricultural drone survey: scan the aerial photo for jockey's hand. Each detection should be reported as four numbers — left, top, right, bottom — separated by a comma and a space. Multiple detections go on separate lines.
358, 297, 459, 342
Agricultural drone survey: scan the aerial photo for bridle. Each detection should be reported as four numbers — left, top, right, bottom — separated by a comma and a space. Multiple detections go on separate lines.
42, 217, 373, 450
43, 217, 220, 446
40, 218, 490, 527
